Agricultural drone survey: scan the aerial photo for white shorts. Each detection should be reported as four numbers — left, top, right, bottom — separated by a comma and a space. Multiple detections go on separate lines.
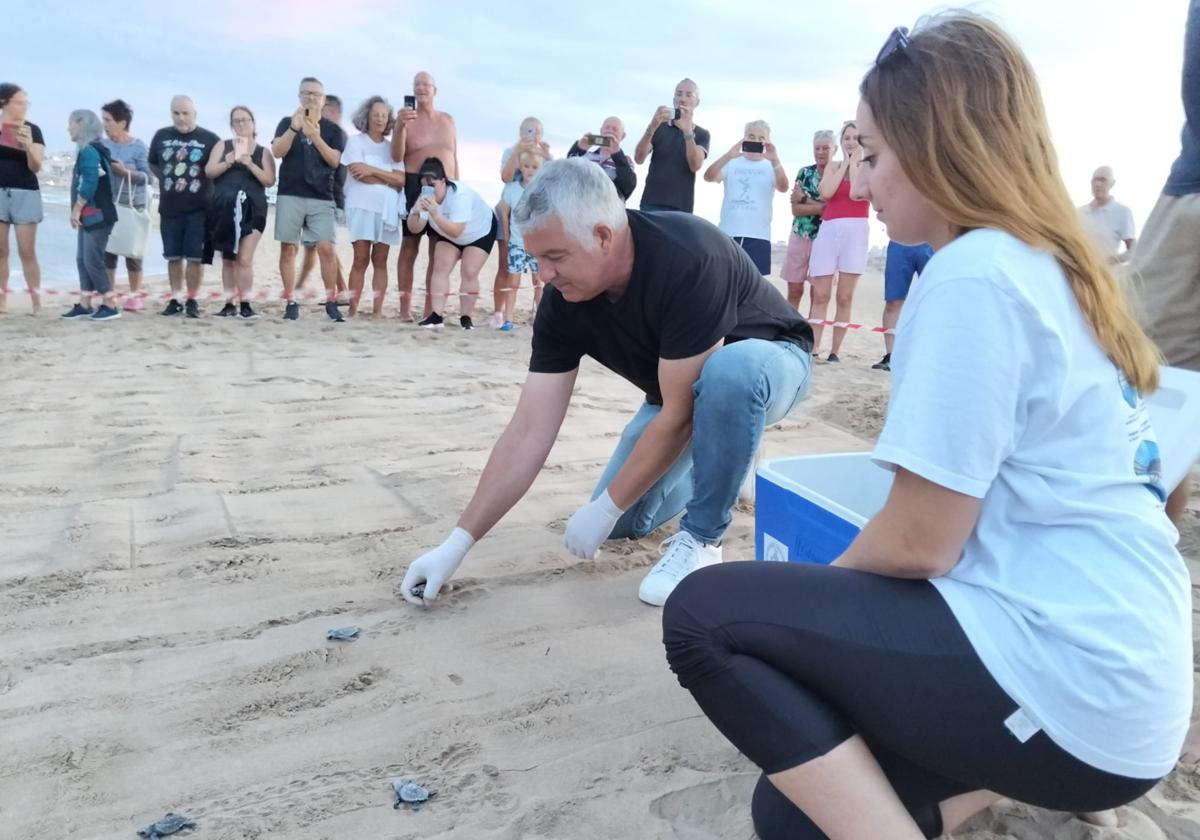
345, 207, 400, 246
809, 217, 869, 277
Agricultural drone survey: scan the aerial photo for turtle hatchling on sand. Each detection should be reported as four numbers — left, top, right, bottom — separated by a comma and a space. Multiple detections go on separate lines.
136, 812, 197, 838
392, 779, 436, 810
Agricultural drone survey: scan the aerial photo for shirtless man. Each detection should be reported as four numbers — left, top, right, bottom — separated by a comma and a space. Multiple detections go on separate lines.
391, 71, 458, 320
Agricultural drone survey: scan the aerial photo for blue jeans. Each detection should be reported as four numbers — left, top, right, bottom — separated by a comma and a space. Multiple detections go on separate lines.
591, 339, 812, 544
77, 225, 113, 294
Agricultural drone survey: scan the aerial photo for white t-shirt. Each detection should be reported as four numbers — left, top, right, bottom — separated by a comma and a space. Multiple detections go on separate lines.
341, 133, 403, 214
499, 180, 526, 250
431, 182, 494, 246
874, 228, 1191, 779
1079, 199, 1135, 259
716, 156, 777, 241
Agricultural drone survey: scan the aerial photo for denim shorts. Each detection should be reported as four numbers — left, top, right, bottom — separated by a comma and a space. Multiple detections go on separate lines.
161, 210, 207, 262
0, 187, 44, 225
507, 244, 539, 275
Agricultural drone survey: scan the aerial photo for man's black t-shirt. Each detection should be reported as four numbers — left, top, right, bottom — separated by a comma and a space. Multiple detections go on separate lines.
147, 125, 220, 216
640, 122, 711, 212
0, 122, 44, 190
274, 117, 347, 201
529, 211, 813, 405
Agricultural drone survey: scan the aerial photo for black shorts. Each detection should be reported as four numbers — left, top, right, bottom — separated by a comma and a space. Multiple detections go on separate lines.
403, 173, 439, 241
160, 210, 208, 263
439, 215, 498, 256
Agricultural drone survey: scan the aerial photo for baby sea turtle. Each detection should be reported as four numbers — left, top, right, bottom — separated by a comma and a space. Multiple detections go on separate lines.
136, 812, 196, 838
392, 779, 436, 810
326, 626, 360, 641
410, 583, 426, 600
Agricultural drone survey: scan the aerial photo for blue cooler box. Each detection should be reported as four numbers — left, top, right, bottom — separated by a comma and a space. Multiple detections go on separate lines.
755, 452, 894, 564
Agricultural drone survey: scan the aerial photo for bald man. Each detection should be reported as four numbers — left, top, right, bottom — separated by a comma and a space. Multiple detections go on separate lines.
147, 96, 220, 317
635, 78, 711, 213
391, 71, 459, 320
1079, 166, 1136, 264
566, 116, 637, 201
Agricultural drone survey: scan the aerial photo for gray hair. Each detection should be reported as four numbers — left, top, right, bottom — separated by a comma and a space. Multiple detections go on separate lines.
352, 95, 395, 134
813, 129, 836, 145
68, 109, 103, 146
744, 119, 771, 139
512, 158, 627, 251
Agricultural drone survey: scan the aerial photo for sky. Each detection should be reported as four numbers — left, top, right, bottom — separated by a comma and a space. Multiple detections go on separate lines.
8, 0, 1191, 245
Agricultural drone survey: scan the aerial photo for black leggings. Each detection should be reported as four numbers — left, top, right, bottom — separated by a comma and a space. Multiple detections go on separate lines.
662, 562, 1158, 840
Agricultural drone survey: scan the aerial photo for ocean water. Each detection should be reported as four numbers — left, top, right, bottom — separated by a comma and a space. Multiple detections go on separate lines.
4, 191, 169, 289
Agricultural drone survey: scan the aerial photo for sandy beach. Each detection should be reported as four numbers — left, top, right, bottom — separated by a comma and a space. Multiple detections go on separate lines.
1, 232, 1197, 840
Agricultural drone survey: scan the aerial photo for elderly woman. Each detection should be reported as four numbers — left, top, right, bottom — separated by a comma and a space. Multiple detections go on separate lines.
703, 119, 789, 275
0, 82, 44, 314
62, 110, 120, 321
100, 99, 152, 310
205, 106, 275, 320
342, 95, 405, 317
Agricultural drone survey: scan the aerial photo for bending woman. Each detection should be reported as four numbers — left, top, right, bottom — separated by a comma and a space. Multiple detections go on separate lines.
663, 13, 1192, 840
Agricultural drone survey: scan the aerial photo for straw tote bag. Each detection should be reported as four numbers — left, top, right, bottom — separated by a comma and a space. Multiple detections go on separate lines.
106, 173, 151, 259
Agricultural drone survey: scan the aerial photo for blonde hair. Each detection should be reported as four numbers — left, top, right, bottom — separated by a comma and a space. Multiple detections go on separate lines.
744, 119, 771, 140
860, 12, 1159, 392
518, 149, 545, 167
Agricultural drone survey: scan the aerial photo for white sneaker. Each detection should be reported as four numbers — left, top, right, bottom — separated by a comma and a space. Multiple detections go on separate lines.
638, 531, 722, 607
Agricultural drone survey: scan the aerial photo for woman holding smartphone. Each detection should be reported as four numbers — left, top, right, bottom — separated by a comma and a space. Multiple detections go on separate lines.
0, 82, 44, 314
205, 106, 275, 320
703, 119, 789, 275
807, 121, 870, 362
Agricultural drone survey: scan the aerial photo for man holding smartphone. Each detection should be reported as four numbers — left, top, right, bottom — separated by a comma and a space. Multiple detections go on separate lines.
566, 117, 637, 202
635, 79, 710, 213
271, 77, 347, 321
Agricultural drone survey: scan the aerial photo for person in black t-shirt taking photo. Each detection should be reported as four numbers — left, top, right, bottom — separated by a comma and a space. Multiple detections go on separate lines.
566, 116, 637, 202
0, 82, 45, 315
634, 79, 711, 213
400, 159, 813, 609
147, 96, 220, 318
271, 77, 348, 322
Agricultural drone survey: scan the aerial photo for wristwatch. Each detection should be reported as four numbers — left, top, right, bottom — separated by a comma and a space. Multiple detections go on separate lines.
683, 131, 696, 141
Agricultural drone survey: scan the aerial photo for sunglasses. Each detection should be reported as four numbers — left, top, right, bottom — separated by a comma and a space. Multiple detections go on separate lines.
876, 26, 913, 66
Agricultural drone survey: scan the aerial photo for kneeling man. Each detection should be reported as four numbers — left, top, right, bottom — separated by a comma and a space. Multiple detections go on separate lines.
400, 159, 813, 607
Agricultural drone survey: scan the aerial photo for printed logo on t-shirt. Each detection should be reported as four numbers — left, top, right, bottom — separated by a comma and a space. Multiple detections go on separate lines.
1118, 372, 1165, 501
158, 138, 208, 197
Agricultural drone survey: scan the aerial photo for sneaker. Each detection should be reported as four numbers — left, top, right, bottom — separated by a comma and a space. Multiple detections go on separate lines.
90, 305, 121, 321
489, 312, 505, 329
459, 315, 475, 331
161, 299, 184, 316
61, 303, 93, 319
239, 302, 259, 321
826, 352, 840, 363
638, 532, 722, 607
216, 301, 238, 318
871, 353, 891, 371
283, 300, 300, 321
185, 298, 200, 319
499, 321, 515, 332
324, 300, 345, 322
123, 295, 143, 312
419, 312, 445, 330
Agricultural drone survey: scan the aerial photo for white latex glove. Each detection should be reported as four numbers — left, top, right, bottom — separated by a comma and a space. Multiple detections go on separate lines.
563, 490, 624, 560
399, 528, 475, 605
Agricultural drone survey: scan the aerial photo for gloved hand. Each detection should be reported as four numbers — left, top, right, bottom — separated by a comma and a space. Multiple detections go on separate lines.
563, 490, 624, 560
399, 528, 476, 605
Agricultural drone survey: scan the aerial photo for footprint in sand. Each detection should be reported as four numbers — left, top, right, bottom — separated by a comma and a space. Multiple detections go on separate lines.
649, 775, 758, 840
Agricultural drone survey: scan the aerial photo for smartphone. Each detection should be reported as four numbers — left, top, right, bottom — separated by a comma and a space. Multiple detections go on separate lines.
404, 95, 416, 110
673, 108, 682, 121
523, 126, 537, 141
0, 123, 21, 149
586, 134, 612, 148
304, 107, 316, 124
418, 185, 435, 220
741, 141, 765, 154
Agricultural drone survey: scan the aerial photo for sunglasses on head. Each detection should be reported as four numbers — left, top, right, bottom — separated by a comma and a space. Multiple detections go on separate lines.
876, 26, 913, 66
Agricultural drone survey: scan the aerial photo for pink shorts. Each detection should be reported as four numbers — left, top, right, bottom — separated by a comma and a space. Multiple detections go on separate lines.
780, 232, 814, 284
809, 217, 869, 277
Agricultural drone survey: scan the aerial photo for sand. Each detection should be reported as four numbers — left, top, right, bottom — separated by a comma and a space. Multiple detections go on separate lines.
0, 232, 1197, 839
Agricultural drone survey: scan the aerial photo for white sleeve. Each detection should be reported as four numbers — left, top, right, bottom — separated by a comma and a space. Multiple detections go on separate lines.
341, 135, 364, 165
445, 189, 472, 223
1120, 206, 1136, 239
873, 275, 1037, 498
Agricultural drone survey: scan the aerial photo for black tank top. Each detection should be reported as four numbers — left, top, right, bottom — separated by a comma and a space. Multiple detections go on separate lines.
213, 141, 267, 207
